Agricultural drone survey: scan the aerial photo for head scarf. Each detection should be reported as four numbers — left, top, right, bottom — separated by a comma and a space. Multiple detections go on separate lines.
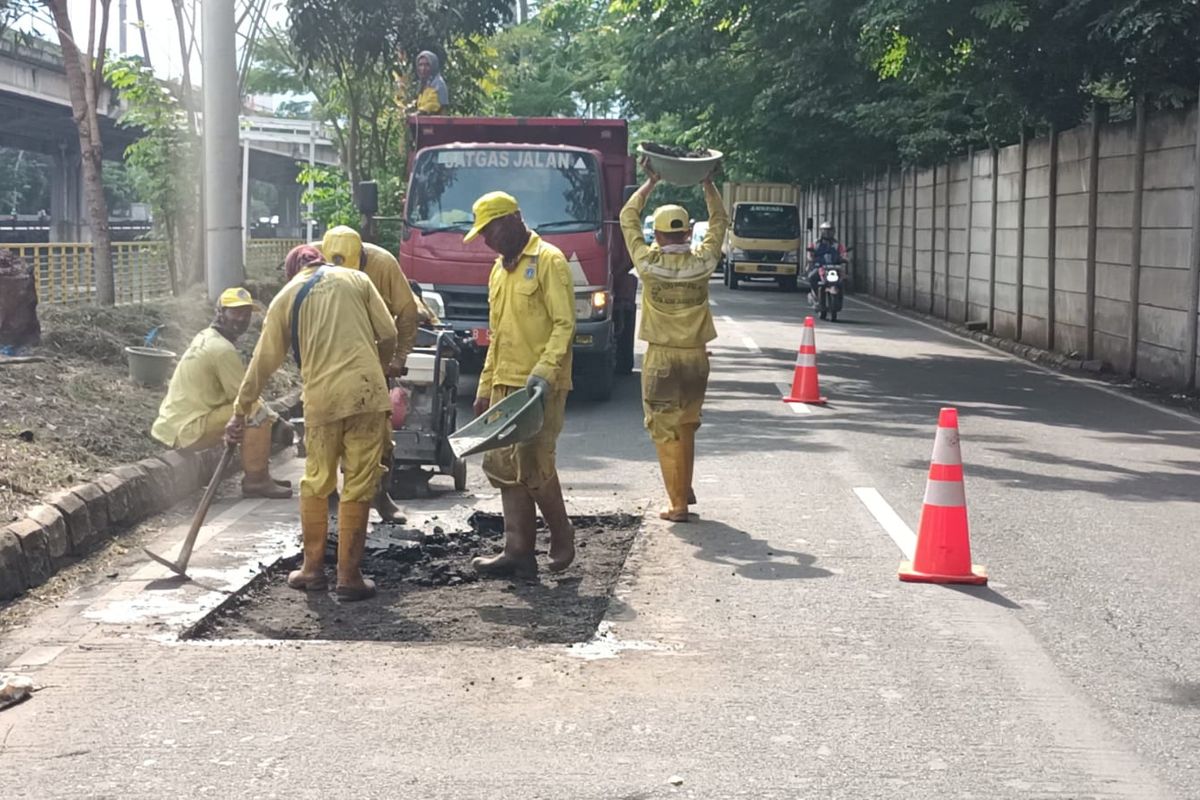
284, 244, 324, 280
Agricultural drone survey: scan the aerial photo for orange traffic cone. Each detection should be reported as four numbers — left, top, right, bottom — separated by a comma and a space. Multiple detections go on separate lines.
899, 408, 987, 585
783, 316, 827, 405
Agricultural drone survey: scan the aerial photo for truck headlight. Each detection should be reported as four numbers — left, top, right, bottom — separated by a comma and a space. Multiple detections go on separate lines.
576, 290, 609, 320
423, 290, 446, 319
729, 249, 748, 261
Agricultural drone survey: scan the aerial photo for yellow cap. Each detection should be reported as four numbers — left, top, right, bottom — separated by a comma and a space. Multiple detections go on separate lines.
463, 191, 520, 243
653, 204, 690, 233
218, 287, 256, 308
322, 225, 363, 268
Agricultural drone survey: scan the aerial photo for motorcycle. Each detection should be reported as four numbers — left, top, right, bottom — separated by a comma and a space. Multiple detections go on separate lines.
808, 250, 847, 322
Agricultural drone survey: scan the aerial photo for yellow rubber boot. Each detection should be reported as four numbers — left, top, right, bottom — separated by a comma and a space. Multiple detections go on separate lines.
287, 496, 330, 591
241, 424, 293, 499
655, 441, 690, 522
335, 501, 376, 601
472, 488, 538, 579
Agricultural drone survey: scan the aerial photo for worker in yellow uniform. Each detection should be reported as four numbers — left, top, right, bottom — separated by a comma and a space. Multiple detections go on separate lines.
151, 287, 291, 500
620, 159, 728, 522
320, 226, 419, 524
467, 192, 576, 578
415, 50, 449, 114
226, 245, 399, 601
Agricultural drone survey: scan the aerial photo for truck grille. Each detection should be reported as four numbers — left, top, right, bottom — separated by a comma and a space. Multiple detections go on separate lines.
743, 250, 784, 262
437, 286, 489, 322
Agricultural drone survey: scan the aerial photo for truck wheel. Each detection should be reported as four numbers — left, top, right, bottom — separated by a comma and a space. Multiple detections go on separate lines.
728, 269, 740, 290
615, 312, 636, 375
582, 350, 615, 402
779, 275, 798, 292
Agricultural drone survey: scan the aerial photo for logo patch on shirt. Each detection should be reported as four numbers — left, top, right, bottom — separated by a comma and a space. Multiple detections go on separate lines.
524, 266, 536, 280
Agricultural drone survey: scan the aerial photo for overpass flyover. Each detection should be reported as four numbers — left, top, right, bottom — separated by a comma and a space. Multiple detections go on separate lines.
0, 33, 340, 243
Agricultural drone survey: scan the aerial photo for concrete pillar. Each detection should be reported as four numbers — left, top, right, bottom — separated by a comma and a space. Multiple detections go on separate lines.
1047, 126, 1059, 351
202, 0, 244, 298
1016, 129, 1029, 342
49, 147, 85, 242
1128, 98, 1147, 377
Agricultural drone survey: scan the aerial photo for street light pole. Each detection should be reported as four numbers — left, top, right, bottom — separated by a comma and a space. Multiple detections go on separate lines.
203, 0, 244, 298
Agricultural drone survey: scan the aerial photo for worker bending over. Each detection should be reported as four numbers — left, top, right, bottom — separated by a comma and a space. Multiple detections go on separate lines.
226, 245, 398, 601
320, 226, 418, 523
620, 160, 728, 521
467, 192, 576, 578
151, 287, 290, 499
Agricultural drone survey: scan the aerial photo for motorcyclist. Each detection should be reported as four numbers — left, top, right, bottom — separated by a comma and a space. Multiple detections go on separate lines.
806, 221, 847, 299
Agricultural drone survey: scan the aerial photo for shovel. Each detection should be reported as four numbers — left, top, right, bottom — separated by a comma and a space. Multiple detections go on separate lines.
143, 442, 237, 578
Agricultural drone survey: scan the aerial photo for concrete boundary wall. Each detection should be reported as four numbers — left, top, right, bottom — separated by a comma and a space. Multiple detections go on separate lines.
826, 103, 1200, 390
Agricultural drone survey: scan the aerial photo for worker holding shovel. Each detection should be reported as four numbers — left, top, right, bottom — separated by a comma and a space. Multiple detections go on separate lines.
620, 158, 729, 521
466, 191, 577, 578
226, 245, 398, 601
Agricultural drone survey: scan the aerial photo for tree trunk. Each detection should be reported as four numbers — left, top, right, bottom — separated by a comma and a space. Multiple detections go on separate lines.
47, 0, 116, 305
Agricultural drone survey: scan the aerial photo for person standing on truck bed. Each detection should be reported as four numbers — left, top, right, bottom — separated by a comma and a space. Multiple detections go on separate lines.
320, 226, 419, 524
620, 158, 729, 522
467, 191, 577, 578
226, 245, 399, 602
151, 287, 292, 500
415, 50, 449, 115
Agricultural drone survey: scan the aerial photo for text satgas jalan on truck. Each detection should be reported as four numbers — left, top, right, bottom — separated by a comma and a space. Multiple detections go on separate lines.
399, 116, 638, 402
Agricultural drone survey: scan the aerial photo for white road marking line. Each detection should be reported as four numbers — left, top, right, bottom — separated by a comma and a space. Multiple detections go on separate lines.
847, 297, 1200, 428
742, 335, 761, 353
709, 299, 718, 307
853, 487, 916, 559
776, 382, 812, 413
720, 314, 735, 325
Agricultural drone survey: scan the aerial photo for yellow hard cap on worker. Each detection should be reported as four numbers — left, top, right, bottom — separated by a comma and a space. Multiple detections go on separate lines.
217, 286, 258, 309
463, 191, 520, 242
322, 225, 363, 268
653, 205, 690, 234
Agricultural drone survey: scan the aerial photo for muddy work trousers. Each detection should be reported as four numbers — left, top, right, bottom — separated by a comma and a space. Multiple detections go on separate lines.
482, 384, 568, 492
300, 411, 390, 502
641, 344, 709, 444
177, 401, 268, 451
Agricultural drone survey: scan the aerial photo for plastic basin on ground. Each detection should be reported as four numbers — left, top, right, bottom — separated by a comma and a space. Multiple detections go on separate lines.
124, 346, 177, 387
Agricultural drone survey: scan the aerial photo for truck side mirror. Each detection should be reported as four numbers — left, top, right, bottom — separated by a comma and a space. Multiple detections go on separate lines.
623, 185, 638, 203
355, 181, 379, 216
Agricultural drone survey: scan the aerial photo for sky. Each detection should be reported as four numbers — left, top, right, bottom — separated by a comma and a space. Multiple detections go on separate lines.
17, 0, 288, 82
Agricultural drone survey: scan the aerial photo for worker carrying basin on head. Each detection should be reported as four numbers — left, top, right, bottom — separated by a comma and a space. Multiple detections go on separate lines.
225, 245, 399, 602
467, 191, 577, 579
619, 157, 729, 522
319, 225, 420, 524
150, 287, 291, 500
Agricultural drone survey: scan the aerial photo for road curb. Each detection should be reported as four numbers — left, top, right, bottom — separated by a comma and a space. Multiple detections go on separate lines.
0, 390, 301, 602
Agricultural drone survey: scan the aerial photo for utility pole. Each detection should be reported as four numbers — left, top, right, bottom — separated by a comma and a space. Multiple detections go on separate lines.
203, 0, 244, 298
119, 0, 127, 54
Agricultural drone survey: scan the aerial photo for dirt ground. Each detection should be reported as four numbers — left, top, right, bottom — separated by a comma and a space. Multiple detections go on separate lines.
0, 286, 298, 523
192, 513, 641, 646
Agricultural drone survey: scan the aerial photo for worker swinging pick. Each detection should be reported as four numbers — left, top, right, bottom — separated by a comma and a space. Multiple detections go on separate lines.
620, 157, 728, 521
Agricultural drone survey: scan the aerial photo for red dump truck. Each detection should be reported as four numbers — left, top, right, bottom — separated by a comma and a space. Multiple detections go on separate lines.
399, 116, 638, 401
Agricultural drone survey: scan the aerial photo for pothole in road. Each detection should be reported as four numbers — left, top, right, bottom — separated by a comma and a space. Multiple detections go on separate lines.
187, 513, 640, 646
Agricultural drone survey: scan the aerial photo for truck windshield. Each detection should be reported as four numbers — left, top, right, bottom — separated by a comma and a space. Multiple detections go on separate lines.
733, 204, 800, 239
407, 148, 601, 234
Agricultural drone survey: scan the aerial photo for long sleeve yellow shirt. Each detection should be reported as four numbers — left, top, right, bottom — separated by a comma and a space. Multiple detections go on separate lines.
236, 266, 398, 427
151, 327, 246, 446
477, 233, 576, 398
620, 182, 730, 347
360, 242, 419, 365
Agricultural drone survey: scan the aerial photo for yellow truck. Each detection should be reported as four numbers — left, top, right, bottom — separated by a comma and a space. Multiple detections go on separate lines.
721, 182, 803, 292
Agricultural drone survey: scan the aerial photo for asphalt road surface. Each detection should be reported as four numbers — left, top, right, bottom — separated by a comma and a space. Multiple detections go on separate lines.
3, 280, 1198, 799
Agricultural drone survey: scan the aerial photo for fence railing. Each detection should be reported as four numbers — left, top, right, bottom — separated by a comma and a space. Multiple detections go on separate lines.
246, 239, 305, 280
4, 238, 307, 306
